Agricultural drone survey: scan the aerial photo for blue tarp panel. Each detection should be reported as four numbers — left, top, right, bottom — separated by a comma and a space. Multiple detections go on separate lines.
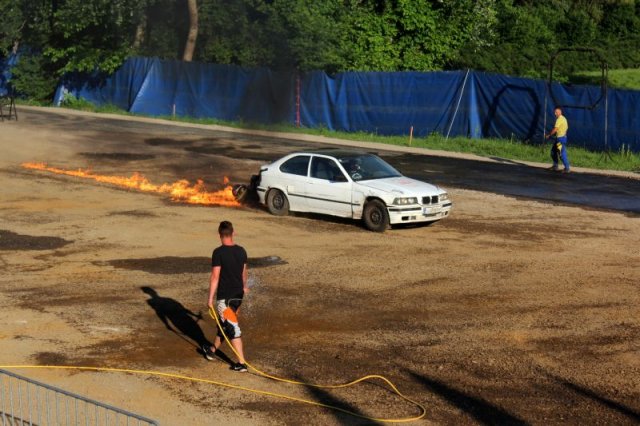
55, 58, 296, 125
55, 57, 639, 152
299, 71, 466, 137
465, 72, 546, 142
0, 54, 18, 97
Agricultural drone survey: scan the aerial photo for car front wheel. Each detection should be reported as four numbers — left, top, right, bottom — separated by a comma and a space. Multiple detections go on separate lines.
266, 188, 290, 216
363, 199, 389, 232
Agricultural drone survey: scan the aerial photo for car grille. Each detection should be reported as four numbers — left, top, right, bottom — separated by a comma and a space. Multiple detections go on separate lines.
422, 195, 439, 205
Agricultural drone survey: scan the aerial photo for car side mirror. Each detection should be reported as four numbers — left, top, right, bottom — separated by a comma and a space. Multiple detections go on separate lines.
332, 174, 348, 183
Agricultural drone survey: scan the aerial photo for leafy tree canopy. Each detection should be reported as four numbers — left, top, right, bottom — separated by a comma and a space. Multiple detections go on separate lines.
3, 0, 639, 101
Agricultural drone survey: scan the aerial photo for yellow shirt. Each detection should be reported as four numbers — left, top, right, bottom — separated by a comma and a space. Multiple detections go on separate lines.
554, 115, 568, 137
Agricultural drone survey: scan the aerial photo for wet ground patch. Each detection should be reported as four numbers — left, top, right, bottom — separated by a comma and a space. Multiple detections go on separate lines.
0, 230, 72, 251
145, 137, 200, 147
104, 256, 210, 274
103, 255, 286, 274
13, 286, 126, 311
248, 256, 288, 267
79, 152, 155, 161
107, 209, 159, 218
34, 351, 70, 366
441, 217, 597, 241
184, 144, 285, 162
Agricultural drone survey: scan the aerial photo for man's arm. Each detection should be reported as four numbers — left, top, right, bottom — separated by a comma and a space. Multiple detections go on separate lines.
242, 264, 249, 294
208, 266, 221, 307
546, 126, 558, 139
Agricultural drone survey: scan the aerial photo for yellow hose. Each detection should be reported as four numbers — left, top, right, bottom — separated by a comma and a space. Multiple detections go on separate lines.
0, 307, 426, 423
206, 306, 426, 422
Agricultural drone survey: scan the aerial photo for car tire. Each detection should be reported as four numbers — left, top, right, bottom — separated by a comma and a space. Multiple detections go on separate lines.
266, 188, 289, 216
363, 199, 389, 232
232, 184, 248, 202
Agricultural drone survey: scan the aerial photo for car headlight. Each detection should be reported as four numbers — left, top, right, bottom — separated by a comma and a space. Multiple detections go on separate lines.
393, 197, 418, 205
440, 193, 449, 201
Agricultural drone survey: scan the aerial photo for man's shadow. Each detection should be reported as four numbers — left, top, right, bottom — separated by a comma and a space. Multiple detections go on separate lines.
141, 286, 233, 365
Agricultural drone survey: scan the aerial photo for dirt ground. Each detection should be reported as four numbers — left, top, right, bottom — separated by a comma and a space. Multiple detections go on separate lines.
1, 107, 639, 425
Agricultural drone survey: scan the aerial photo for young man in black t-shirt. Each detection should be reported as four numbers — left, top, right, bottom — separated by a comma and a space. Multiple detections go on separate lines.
202, 220, 249, 372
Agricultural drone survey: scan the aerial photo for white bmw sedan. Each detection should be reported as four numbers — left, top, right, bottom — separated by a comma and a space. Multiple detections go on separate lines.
255, 150, 452, 232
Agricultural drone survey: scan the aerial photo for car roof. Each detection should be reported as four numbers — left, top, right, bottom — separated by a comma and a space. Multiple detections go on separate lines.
289, 149, 372, 158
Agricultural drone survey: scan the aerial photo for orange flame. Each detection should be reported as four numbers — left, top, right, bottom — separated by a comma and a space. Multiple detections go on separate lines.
22, 162, 240, 207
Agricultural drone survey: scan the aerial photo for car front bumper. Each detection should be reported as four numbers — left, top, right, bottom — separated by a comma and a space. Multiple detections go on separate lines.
387, 202, 452, 225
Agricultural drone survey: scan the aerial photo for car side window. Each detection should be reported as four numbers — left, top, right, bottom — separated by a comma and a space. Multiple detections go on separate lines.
310, 157, 344, 181
280, 155, 310, 176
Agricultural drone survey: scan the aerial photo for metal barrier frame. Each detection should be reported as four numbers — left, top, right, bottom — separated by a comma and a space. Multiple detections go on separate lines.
0, 369, 158, 426
0, 90, 18, 122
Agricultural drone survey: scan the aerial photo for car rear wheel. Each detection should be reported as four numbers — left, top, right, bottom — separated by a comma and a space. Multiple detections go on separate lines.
363, 199, 389, 232
266, 188, 289, 216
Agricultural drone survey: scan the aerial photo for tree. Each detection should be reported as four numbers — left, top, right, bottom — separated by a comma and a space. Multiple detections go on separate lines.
0, 0, 24, 55
183, 0, 198, 61
44, 0, 142, 74
7, 0, 144, 100
341, 0, 497, 72
6, 0, 640, 102
260, 0, 348, 71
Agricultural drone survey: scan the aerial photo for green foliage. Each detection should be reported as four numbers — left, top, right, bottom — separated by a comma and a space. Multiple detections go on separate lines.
259, 0, 348, 71
135, 0, 187, 59
196, 0, 269, 66
60, 95, 124, 114
60, 94, 96, 110
10, 53, 58, 102
453, 0, 640, 80
342, 0, 493, 72
44, 0, 141, 74
7, 0, 640, 103
0, 0, 23, 55
573, 68, 640, 91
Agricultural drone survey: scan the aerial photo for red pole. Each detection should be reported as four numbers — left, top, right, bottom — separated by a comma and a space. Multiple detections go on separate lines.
296, 73, 301, 128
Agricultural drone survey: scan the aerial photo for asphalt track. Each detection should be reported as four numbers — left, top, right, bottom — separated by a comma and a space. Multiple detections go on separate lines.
20, 107, 640, 215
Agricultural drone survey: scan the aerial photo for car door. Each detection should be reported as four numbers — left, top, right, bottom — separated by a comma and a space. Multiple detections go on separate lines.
305, 156, 353, 217
276, 154, 310, 212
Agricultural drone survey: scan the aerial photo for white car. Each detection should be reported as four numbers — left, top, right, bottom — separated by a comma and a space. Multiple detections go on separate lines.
254, 150, 452, 232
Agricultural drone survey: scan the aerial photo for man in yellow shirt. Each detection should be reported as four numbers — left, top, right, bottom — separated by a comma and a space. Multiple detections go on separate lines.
545, 107, 570, 173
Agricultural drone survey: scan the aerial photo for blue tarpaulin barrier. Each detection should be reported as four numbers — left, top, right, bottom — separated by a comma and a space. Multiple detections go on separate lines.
299, 70, 466, 137
53, 58, 295, 125
24, 56, 639, 153
0, 54, 18, 97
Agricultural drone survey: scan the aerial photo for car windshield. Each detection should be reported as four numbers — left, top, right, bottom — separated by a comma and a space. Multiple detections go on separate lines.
337, 154, 402, 182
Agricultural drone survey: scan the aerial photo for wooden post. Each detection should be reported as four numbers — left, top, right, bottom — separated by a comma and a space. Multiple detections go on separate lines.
409, 126, 414, 146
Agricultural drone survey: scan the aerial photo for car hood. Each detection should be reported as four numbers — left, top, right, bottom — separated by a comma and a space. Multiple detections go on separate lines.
356, 176, 441, 196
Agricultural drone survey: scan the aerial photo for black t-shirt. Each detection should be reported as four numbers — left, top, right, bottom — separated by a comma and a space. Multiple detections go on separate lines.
211, 244, 247, 300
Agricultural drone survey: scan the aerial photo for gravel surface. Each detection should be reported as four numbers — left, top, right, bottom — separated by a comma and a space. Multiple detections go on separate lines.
0, 108, 638, 425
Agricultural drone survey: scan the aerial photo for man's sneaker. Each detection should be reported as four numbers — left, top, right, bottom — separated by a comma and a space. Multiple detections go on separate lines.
562, 168, 571, 174
231, 362, 248, 372
548, 165, 560, 171
201, 344, 216, 361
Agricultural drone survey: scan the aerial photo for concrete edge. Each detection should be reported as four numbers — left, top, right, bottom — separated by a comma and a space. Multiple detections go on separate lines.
17, 105, 640, 181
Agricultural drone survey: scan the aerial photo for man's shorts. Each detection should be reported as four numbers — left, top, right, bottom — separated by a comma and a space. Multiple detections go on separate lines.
216, 298, 242, 339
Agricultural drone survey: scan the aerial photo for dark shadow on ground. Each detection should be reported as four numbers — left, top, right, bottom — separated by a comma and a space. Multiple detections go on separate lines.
407, 370, 528, 425
141, 286, 210, 350
547, 372, 640, 422
488, 156, 530, 166
294, 374, 382, 426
